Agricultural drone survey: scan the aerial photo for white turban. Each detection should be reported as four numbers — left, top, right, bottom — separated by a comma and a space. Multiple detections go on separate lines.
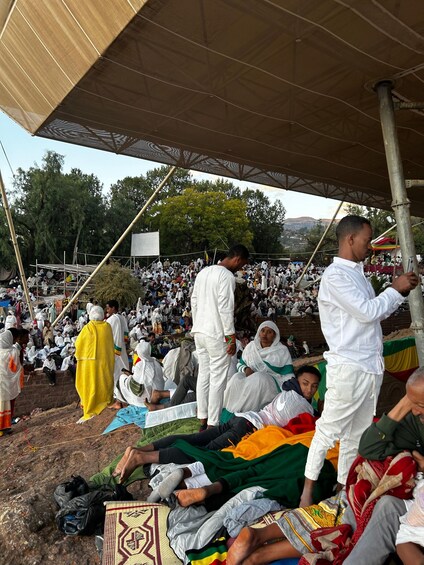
89, 305, 104, 321
136, 340, 152, 359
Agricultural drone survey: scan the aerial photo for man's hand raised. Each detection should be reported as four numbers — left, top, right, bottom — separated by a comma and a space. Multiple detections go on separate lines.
392, 272, 419, 295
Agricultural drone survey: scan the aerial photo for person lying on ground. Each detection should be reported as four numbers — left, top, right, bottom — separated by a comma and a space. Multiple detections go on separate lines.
144, 369, 197, 411
113, 366, 321, 484
145, 338, 198, 411
227, 367, 424, 565
112, 340, 165, 408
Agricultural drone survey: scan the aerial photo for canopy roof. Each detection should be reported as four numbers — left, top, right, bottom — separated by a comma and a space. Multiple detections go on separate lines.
2, 0, 424, 214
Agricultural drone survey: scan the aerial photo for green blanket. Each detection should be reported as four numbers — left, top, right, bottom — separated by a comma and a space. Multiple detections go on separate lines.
173, 439, 336, 508
90, 417, 199, 486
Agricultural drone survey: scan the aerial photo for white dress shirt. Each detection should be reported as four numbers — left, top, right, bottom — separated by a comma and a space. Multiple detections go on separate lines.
319, 257, 404, 373
191, 265, 236, 339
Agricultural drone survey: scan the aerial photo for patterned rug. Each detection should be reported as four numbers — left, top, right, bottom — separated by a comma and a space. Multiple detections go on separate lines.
102, 501, 182, 564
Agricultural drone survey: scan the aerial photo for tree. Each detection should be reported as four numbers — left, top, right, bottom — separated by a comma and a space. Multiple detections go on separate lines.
344, 204, 395, 237
240, 189, 286, 254
106, 167, 194, 253
0, 208, 15, 268
12, 151, 107, 266
93, 261, 142, 309
304, 220, 338, 260
151, 188, 253, 255
194, 178, 242, 199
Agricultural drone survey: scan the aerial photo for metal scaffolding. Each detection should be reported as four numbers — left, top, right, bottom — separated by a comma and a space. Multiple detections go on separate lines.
376, 81, 424, 365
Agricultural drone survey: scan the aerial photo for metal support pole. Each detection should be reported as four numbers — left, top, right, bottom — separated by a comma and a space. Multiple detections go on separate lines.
63, 251, 66, 296
36, 259, 38, 299
296, 200, 344, 288
0, 170, 34, 320
376, 81, 424, 365
52, 166, 177, 328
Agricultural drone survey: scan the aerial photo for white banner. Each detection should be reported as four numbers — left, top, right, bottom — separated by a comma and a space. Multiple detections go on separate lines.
130, 232, 160, 257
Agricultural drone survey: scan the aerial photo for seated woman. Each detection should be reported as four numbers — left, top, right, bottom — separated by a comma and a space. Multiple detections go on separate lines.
113, 340, 165, 407
223, 321, 294, 413
113, 366, 321, 488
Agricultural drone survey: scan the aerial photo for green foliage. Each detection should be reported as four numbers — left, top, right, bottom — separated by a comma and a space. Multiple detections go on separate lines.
93, 261, 142, 309
4, 153, 288, 266
304, 220, 338, 256
152, 188, 253, 254
12, 151, 107, 264
369, 274, 387, 295
0, 208, 15, 268
240, 189, 285, 253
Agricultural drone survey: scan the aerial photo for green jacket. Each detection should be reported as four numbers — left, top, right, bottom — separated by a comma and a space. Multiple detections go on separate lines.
359, 413, 424, 460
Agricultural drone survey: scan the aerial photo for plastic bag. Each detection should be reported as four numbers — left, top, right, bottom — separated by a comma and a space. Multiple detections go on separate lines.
55, 481, 133, 536
54, 475, 90, 509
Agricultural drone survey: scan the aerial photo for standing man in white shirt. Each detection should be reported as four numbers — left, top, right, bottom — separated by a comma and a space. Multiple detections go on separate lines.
105, 300, 129, 386
300, 215, 418, 507
191, 244, 250, 429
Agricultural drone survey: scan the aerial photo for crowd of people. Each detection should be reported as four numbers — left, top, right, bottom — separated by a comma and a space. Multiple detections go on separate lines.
0, 216, 424, 563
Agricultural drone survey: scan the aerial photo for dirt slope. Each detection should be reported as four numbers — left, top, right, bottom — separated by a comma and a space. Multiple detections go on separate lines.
0, 405, 144, 565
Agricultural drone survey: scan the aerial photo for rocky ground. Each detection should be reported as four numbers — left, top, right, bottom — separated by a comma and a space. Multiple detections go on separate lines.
0, 404, 147, 565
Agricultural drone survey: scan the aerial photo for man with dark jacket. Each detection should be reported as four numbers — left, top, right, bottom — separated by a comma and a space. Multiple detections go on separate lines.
343, 367, 424, 564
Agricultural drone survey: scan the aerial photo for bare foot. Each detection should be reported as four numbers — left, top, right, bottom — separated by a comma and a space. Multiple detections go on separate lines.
227, 527, 259, 565
175, 487, 208, 507
112, 446, 144, 483
150, 390, 164, 404
108, 401, 124, 410
144, 399, 164, 411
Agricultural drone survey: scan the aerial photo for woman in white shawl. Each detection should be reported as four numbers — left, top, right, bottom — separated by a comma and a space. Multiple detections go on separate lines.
114, 340, 165, 406
0, 330, 21, 435
223, 321, 294, 413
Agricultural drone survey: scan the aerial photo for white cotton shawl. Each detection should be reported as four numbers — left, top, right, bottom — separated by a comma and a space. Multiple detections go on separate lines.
119, 341, 165, 403
242, 321, 289, 373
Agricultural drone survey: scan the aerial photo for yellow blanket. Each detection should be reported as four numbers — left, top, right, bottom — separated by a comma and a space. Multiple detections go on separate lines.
223, 425, 339, 471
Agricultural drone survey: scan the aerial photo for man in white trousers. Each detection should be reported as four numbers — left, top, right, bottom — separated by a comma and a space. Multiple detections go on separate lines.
191, 244, 250, 429
105, 299, 129, 386
299, 215, 418, 507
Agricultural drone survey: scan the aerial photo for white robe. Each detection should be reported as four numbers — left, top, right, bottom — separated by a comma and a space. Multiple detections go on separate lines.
107, 313, 129, 383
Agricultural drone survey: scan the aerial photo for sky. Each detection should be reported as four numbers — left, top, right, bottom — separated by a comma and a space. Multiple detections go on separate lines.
0, 112, 344, 220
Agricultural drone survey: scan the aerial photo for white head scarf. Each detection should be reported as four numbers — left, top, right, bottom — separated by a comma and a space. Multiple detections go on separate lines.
241, 320, 291, 374
136, 340, 152, 360
131, 340, 165, 401
89, 305, 104, 321
253, 321, 281, 353
0, 330, 13, 349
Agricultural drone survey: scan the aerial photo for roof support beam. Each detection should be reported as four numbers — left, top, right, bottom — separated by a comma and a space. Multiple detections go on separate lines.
376, 80, 424, 365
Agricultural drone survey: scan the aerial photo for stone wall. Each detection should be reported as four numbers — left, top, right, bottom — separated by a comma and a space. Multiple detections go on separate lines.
14, 369, 79, 418
261, 309, 412, 349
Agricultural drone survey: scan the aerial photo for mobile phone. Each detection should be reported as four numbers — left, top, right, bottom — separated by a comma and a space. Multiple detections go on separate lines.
407, 256, 414, 273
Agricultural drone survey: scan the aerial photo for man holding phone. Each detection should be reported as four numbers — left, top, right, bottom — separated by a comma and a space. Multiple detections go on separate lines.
300, 215, 419, 507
